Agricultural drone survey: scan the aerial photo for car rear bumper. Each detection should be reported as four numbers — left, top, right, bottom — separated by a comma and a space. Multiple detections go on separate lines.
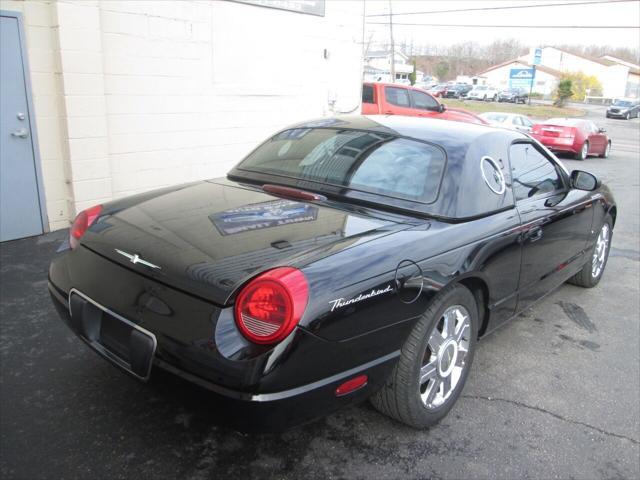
531, 136, 577, 153
48, 247, 404, 430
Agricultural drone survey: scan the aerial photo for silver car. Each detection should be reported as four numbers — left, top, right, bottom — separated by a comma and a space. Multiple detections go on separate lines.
480, 112, 535, 132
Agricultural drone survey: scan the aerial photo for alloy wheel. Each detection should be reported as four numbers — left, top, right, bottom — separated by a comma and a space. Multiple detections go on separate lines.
592, 223, 610, 278
581, 142, 588, 159
419, 305, 471, 409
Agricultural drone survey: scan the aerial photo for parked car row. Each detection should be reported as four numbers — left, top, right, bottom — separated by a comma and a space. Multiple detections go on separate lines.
398, 81, 530, 104
362, 82, 612, 162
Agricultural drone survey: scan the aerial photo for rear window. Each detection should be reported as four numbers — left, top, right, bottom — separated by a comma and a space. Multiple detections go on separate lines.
237, 128, 446, 203
362, 84, 375, 104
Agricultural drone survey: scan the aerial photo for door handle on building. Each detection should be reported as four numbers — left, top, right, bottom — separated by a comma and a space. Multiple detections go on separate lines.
11, 128, 29, 138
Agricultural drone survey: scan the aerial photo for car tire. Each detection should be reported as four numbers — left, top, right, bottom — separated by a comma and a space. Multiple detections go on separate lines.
482, 95, 487, 101
625, 112, 630, 120
370, 284, 478, 429
599, 141, 611, 158
568, 216, 612, 288
576, 141, 589, 160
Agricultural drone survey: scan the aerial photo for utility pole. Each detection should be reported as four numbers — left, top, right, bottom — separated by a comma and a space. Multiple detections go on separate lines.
388, 0, 395, 83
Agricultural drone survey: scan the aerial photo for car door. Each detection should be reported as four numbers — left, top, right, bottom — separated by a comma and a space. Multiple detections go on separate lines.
409, 90, 440, 118
382, 86, 416, 116
510, 141, 595, 311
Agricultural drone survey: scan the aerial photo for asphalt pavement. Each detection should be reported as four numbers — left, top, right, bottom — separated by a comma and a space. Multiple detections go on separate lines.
1, 106, 638, 479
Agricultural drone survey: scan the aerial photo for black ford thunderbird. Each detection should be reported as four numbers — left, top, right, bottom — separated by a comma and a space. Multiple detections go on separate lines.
48, 116, 616, 430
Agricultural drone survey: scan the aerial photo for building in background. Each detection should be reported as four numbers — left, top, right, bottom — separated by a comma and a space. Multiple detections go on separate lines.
479, 60, 561, 97
0, 0, 364, 241
478, 46, 639, 99
363, 49, 422, 84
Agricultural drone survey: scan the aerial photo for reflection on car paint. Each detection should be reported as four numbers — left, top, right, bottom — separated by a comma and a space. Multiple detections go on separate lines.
209, 199, 318, 236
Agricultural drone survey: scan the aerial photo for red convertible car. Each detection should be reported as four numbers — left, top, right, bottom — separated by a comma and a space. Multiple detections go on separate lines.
362, 83, 487, 125
530, 118, 611, 160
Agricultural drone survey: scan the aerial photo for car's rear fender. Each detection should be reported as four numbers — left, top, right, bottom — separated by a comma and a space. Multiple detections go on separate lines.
299, 209, 522, 343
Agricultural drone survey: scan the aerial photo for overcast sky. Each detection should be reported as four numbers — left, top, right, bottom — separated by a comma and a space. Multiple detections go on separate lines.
363, 0, 640, 49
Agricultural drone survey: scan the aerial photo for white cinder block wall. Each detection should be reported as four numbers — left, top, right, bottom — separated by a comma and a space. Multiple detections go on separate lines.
2, 0, 365, 231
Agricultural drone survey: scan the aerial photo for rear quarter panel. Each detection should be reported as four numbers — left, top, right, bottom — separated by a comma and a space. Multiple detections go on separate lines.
299, 209, 522, 343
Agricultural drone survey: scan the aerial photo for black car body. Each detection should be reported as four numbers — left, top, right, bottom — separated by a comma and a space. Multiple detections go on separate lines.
606, 99, 640, 119
498, 88, 529, 103
49, 116, 616, 431
443, 84, 473, 99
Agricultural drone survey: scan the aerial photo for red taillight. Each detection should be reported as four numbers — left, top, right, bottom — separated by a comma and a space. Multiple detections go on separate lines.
69, 204, 102, 249
234, 267, 308, 344
335, 375, 368, 396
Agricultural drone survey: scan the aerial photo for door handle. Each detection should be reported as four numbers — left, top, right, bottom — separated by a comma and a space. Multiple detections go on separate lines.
383, 111, 394, 115
11, 128, 29, 138
528, 226, 543, 242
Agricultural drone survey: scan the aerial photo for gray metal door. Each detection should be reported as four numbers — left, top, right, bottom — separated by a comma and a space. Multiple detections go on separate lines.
1, 13, 44, 241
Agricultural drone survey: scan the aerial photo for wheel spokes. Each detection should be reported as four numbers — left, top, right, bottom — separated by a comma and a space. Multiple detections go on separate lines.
421, 304, 472, 409
441, 375, 452, 397
424, 378, 440, 405
456, 345, 468, 367
428, 331, 444, 351
455, 320, 469, 344
443, 310, 456, 338
420, 358, 438, 384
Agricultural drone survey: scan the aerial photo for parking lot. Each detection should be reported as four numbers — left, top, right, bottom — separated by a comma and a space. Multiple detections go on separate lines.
1, 105, 638, 479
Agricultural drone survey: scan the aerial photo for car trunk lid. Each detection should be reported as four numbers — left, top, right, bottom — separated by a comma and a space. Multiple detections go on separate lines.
532, 124, 575, 138
80, 179, 408, 306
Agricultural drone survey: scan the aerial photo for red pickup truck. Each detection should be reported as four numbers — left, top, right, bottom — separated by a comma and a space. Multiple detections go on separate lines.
362, 83, 487, 125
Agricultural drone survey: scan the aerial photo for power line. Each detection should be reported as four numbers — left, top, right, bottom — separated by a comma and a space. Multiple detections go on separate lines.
365, 0, 637, 17
366, 22, 640, 28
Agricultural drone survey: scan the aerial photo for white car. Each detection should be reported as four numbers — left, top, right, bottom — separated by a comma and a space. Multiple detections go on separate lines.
467, 85, 499, 101
480, 112, 535, 132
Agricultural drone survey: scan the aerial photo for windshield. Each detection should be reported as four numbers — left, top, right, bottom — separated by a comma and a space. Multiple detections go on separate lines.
612, 100, 633, 107
236, 128, 447, 203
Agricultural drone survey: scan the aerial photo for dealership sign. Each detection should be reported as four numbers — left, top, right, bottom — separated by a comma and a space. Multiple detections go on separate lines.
509, 68, 535, 89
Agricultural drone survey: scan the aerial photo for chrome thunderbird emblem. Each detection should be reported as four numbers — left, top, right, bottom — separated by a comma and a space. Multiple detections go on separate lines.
115, 249, 161, 269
